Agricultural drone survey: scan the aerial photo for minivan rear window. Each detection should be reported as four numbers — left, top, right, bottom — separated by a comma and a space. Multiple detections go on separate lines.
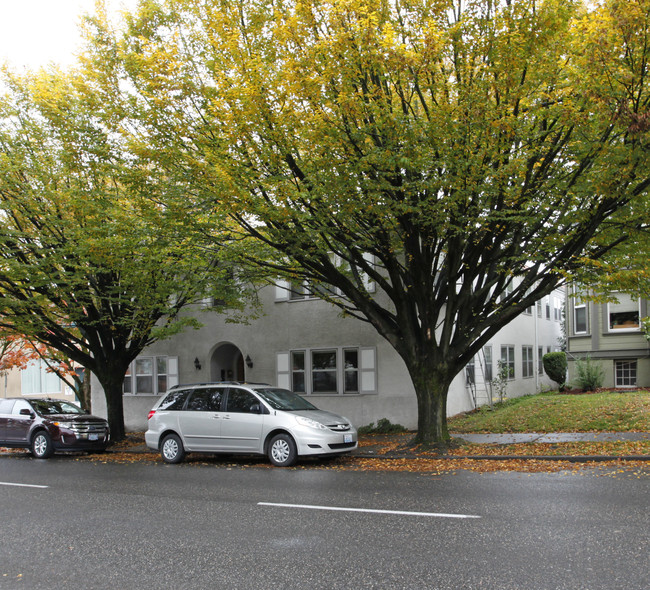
159, 389, 191, 411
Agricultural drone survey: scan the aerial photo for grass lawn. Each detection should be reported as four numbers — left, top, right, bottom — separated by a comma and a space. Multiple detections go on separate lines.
448, 390, 650, 433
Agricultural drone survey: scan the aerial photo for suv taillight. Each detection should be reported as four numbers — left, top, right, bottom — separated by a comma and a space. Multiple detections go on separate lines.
147, 410, 156, 420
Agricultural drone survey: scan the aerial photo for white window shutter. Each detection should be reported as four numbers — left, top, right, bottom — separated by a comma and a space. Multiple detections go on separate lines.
277, 352, 290, 389
167, 356, 179, 389
360, 347, 377, 393
275, 279, 290, 301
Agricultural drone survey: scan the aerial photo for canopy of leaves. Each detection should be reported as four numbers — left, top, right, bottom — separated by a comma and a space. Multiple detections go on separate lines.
77, 0, 650, 442
0, 66, 257, 436
94, 0, 649, 352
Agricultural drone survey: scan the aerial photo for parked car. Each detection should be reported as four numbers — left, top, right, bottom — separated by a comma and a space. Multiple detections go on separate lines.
0, 397, 110, 458
145, 382, 358, 466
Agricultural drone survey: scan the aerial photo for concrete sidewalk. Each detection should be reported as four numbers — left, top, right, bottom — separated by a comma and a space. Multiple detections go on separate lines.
453, 432, 650, 444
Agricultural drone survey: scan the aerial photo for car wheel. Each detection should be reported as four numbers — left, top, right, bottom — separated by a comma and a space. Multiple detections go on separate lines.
31, 431, 54, 459
268, 433, 297, 467
160, 433, 185, 464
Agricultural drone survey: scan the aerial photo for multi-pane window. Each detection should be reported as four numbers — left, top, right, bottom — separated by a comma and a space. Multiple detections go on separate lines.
574, 302, 588, 334
21, 360, 62, 395
553, 297, 562, 321
608, 295, 640, 331
545, 296, 551, 320
483, 346, 493, 382
124, 356, 176, 396
289, 281, 310, 300
343, 349, 359, 393
538, 346, 545, 375
288, 279, 328, 300
135, 358, 154, 394
20, 359, 63, 395
499, 283, 513, 303
523, 288, 533, 315
522, 346, 534, 378
291, 351, 306, 393
278, 347, 373, 395
277, 255, 375, 302
615, 360, 637, 387
312, 350, 338, 393
157, 358, 168, 394
500, 346, 515, 380
124, 364, 132, 394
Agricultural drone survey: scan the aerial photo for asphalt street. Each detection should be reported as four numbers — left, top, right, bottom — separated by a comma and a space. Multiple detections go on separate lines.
0, 455, 648, 590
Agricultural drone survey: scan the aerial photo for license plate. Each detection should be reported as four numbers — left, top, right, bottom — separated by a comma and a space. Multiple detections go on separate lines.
344, 434, 352, 443
89, 434, 99, 441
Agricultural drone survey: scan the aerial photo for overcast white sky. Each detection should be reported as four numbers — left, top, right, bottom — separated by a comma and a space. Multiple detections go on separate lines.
0, 0, 139, 70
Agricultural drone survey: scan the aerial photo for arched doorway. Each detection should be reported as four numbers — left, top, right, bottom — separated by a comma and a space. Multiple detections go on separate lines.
210, 343, 245, 382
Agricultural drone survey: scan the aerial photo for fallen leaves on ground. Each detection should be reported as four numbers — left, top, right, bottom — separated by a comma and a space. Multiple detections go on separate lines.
73, 449, 650, 477
3, 432, 649, 476
361, 434, 650, 458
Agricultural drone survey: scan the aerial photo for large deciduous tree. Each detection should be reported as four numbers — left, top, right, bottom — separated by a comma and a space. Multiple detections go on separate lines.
90, 0, 650, 444
0, 69, 248, 440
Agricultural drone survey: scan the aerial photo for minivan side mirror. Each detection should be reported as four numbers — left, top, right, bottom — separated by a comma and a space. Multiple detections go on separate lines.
19, 408, 34, 418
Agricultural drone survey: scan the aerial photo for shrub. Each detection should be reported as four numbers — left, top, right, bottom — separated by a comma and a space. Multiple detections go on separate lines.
357, 418, 407, 435
574, 356, 605, 391
543, 352, 567, 389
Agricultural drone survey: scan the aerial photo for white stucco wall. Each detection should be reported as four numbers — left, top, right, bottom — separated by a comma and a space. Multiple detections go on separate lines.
92, 285, 565, 432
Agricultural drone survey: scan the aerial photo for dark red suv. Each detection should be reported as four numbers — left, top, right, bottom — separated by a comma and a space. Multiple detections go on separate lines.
0, 397, 110, 458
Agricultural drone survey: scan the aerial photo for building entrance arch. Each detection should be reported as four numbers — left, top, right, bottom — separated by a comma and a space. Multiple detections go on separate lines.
210, 343, 245, 382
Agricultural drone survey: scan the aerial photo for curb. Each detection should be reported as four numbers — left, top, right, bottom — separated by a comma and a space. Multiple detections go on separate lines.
352, 453, 650, 462
112, 447, 650, 462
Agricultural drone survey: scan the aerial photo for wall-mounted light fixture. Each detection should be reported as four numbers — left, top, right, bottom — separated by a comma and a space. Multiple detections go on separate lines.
245, 355, 253, 368
194, 357, 201, 371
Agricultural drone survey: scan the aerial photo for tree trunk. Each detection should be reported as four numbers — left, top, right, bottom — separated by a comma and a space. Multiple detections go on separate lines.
95, 370, 127, 442
79, 369, 92, 412
408, 361, 452, 446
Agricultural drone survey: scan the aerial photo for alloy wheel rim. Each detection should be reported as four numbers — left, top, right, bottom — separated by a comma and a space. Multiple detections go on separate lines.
163, 439, 178, 459
272, 440, 290, 463
34, 435, 47, 456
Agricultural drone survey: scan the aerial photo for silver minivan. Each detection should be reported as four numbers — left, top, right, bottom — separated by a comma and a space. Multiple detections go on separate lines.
145, 382, 358, 466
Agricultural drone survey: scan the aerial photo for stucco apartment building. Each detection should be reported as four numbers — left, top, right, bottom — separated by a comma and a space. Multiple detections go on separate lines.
566, 289, 649, 388
91, 282, 565, 432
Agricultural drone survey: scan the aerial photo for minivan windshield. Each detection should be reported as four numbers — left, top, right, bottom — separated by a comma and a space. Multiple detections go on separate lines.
30, 400, 86, 416
253, 388, 318, 411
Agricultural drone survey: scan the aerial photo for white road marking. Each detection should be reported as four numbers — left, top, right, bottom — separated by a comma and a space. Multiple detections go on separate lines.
0, 481, 49, 489
258, 502, 480, 519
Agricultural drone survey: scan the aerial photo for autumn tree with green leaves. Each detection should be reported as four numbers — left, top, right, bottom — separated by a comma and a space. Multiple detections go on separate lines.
557, 0, 650, 338
86, 0, 650, 444
0, 68, 250, 440
0, 331, 84, 406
